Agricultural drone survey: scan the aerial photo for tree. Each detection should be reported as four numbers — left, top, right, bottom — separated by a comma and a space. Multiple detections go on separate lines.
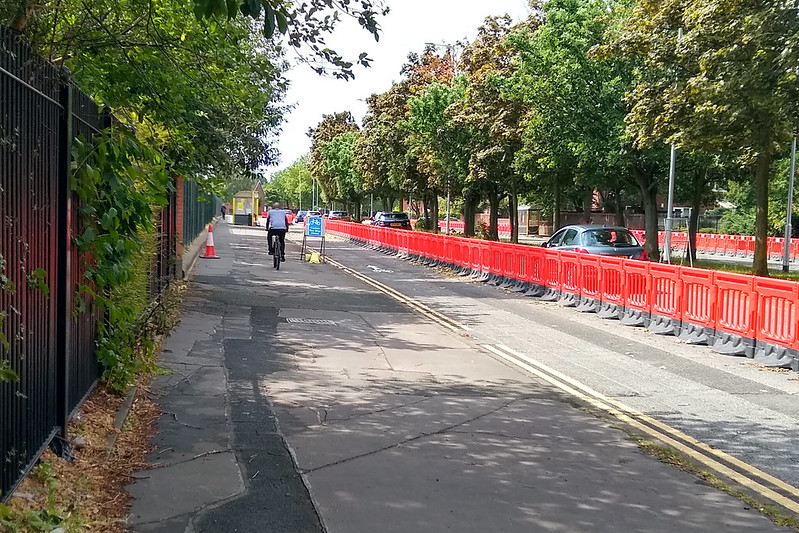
403, 80, 469, 231
454, 15, 533, 241
354, 82, 412, 212
320, 131, 365, 216
5, 0, 288, 189
509, 0, 667, 258
268, 156, 313, 208
608, 0, 799, 275
309, 112, 359, 205
4, 0, 388, 80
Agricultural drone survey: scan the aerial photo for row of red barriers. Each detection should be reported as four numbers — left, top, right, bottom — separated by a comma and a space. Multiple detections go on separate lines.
629, 229, 799, 261
431, 224, 798, 261
327, 220, 799, 369
436, 220, 512, 234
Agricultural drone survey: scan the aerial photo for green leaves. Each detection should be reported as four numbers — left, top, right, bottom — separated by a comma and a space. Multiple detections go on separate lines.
26, 269, 50, 299
71, 128, 171, 389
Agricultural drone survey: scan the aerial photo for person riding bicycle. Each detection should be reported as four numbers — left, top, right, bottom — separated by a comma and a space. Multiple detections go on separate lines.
266, 202, 289, 261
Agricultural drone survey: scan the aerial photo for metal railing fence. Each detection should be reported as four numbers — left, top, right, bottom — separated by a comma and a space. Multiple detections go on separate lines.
0, 26, 179, 500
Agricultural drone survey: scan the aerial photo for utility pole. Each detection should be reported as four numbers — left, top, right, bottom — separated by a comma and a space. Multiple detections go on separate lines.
663, 27, 683, 264
784, 135, 797, 272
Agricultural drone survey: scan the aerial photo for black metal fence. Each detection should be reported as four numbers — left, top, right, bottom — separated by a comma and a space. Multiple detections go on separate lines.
0, 27, 179, 500
183, 178, 220, 245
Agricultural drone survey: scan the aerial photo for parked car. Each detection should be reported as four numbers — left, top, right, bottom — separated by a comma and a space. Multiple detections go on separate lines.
295, 210, 308, 223
542, 225, 647, 260
328, 210, 351, 221
304, 210, 321, 220
373, 211, 411, 229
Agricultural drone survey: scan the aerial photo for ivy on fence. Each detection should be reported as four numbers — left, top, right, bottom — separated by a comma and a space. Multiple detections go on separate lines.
71, 128, 171, 392
0, 253, 18, 383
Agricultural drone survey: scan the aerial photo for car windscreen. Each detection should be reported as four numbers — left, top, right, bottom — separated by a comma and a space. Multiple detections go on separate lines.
381, 213, 409, 220
585, 229, 639, 247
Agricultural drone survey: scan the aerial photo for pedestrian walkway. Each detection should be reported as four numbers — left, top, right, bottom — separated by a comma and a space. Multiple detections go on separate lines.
126, 222, 791, 532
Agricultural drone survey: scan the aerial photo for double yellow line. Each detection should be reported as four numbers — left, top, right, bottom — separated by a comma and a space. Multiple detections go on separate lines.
483, 343, 799, 515
326, 254, 799, 517
326, 257, 467, 333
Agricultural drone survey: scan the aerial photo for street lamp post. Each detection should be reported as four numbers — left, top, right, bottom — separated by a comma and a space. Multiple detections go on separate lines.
663, 27, 683, 264
783, 135, 797, 272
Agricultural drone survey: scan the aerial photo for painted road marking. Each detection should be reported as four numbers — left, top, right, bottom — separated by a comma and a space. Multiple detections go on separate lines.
326, 252, 799, 514
483, 343, 799, 515
326, 257, 468, 333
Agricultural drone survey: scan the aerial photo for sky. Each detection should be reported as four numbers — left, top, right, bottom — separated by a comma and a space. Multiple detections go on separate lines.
269, 0, 534, 176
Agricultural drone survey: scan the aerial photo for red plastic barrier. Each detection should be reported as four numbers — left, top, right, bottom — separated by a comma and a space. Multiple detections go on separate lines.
526, 247, 547, 286
387, 227, 398, 251
623, 260, 651, 314
469, 241, 481, 272
431, 233, 443, 262
729, 234, 743, 256
649, 263, 681, 321
454, 237, 470, 269
768, 237, 785, 260
753, 277, 798, 350
479, 242, 492, 274
695, 233, 710, 254
423, 233, 433, 259
501, 243, 517, 280
598, 256, 625, 308
739, 236, 755, 258
670, 232, 688, 252
680, 267, 715, 327
559, 251, 581, 297
516, 247, 528, 282
713, 271, 755, 339
579, 254, 602, 302
490, 242, 503, 275
543, 251, 561, 290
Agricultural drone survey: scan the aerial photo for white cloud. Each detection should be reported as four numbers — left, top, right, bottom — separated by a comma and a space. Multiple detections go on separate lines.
270, 0, 533, 175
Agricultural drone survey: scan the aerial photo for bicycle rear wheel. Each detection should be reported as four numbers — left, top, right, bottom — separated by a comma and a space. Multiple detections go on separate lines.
272, 235, 280, 270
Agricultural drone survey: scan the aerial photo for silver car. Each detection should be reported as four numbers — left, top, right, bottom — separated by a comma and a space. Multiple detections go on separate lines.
542, 225, 647, 260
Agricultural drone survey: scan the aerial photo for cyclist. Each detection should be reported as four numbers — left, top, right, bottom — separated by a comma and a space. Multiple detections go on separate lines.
266, 202, 289, 261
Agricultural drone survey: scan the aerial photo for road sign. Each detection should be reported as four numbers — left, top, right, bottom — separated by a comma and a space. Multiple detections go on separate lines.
306, 216, 324, 237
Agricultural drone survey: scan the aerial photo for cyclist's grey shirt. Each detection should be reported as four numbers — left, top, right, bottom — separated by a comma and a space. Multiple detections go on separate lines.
268, 209, 288, 230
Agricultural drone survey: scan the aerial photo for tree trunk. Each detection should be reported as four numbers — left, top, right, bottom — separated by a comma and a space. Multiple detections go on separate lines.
582, 188, 593, 224
614, 187, 626, 226
688, 169, 705, 263
432, 194, 440, 233
463, 188, 476, 237
488, 191, 500, 241
509, 189, 519, 243
635, 169, 660, 261
753, 149, 772, 276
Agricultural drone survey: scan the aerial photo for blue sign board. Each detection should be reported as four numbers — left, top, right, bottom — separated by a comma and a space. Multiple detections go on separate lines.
306, 216, 324, 237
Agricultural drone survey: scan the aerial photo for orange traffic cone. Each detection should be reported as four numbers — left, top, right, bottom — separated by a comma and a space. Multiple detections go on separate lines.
202, 224, 219, 259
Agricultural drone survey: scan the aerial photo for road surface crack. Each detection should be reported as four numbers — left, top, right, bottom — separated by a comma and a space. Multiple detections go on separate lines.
299, 396, 527, 474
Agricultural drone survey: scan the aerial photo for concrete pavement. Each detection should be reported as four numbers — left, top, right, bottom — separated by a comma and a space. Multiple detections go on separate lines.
126, 222, 793, 532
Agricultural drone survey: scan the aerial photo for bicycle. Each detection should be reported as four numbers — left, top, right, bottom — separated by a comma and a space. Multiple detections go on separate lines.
271, 233, 283, 270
